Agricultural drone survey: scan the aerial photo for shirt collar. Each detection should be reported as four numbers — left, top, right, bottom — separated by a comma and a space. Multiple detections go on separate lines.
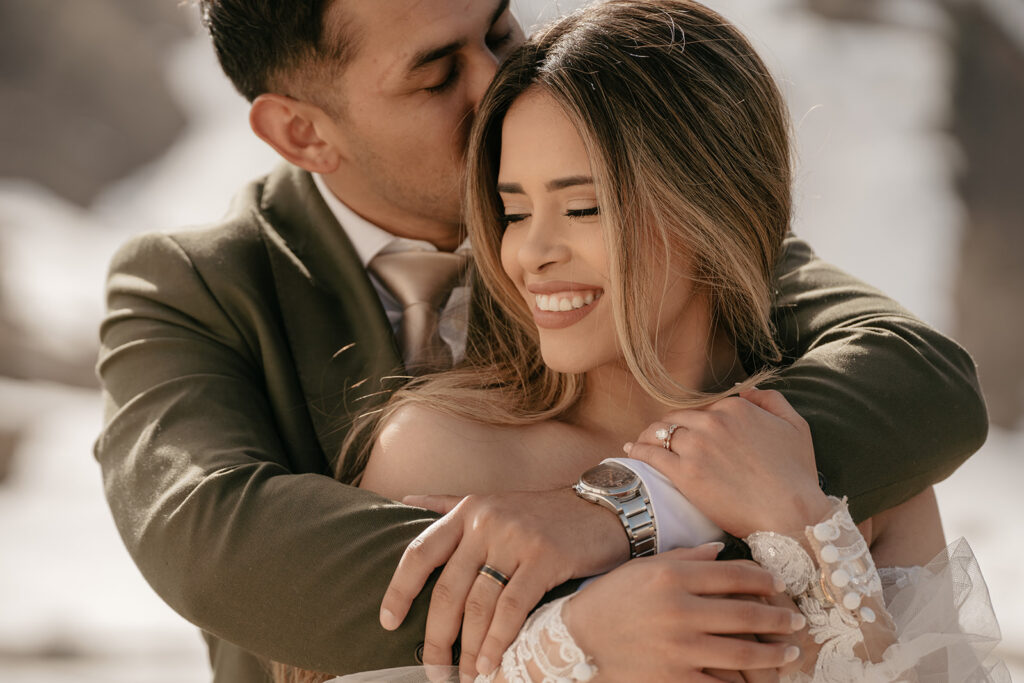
313, 173, 470, 264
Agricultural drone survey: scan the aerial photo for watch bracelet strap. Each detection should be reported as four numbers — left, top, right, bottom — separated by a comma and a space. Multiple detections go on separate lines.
619, 491, 657, 557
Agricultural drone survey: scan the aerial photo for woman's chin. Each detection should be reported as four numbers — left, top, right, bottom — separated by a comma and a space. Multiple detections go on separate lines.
540, 350, 596, 375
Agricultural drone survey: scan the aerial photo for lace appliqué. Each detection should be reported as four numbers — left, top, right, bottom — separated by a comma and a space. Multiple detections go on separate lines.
747, 497, 908, 683
476, 595, 597, 683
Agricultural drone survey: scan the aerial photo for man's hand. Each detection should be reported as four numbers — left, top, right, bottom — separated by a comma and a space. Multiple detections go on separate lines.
378, 488, 630, 679
562, 549, 804, 682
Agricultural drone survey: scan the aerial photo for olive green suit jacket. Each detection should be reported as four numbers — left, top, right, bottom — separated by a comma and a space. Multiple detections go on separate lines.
95, 163, 987, 681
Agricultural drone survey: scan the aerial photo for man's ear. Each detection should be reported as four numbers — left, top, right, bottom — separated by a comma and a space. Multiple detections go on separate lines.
249, 93, 343, 174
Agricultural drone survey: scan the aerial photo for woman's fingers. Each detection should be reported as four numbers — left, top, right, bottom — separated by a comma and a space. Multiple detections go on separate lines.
692, 634, 800, 671
658, 552, 784, 596
737, 388, 805, 431
694, 596, 806, 635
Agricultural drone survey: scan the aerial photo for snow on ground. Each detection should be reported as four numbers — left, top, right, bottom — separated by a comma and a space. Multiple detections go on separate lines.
0, 0, 1019, 679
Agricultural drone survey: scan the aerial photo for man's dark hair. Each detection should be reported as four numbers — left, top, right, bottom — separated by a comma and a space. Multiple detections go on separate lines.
199, 0, 354, 102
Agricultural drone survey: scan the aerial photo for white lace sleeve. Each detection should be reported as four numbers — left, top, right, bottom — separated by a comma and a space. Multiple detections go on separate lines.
746, 497, 1009, 683
475, 594, 597, 683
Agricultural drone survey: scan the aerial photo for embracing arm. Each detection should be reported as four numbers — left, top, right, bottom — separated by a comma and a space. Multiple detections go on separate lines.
768, 235, 987, 521
96, 233, 438, 674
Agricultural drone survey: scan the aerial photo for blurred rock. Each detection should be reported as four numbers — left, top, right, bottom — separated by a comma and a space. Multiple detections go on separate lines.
0, 427, 20, 485
950, 3, 1024, 429
0, 0, 193, 206
0, 313, 97, 389
804, 0, 886, 23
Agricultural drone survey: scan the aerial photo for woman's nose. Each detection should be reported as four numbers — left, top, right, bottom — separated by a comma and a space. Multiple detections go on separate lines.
517, 217, 571, 273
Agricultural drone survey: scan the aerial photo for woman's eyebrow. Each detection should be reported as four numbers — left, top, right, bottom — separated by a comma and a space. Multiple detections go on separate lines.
497, 176, 594, 194
497, 182, 524, 194
546, 175, 594, 191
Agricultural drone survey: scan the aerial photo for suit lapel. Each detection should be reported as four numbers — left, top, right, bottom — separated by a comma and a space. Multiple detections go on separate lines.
256, 163, 402, 469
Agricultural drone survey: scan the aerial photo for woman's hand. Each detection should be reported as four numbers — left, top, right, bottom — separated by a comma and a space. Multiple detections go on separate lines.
378, 488, 630, 680
562, 549, 804, 682
627, 389, 830, 538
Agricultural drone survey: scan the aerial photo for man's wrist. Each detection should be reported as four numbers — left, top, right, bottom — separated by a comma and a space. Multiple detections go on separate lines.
573, 462, 657, 560
564, 487, 630, 572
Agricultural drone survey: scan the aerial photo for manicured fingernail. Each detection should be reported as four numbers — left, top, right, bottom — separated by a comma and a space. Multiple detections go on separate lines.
773, 576, 787, 593
703, 541, 726, 555
783, 645, 800, 663
791, 612, 807, 630
476, 655, 494, 676
380, 608, 399, 631
622, 442, 633, 453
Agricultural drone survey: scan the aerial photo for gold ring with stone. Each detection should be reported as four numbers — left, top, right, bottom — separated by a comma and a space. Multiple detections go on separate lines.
654, 424, 679, 450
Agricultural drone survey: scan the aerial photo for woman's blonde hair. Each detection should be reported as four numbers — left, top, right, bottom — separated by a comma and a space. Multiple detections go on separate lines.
335, 0, 793, 484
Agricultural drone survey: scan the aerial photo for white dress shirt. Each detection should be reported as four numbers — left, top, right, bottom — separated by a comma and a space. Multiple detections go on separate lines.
313, 173, 471, 363
313, 175, 710, 552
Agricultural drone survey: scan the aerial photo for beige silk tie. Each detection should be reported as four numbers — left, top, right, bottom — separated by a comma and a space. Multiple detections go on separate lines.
368, 250, 469, 374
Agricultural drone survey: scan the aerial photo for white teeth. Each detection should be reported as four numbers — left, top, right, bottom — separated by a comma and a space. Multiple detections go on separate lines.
534, 290, 601, 312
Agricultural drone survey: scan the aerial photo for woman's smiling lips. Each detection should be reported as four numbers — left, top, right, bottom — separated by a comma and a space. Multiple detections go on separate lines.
526, 281, 604, 329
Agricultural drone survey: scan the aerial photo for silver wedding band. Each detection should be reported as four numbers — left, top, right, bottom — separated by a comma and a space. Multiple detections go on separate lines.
478, 564, 511, 588
654, 424, 679, 450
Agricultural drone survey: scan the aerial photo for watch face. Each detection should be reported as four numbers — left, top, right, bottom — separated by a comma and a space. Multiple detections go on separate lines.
581, 462, 639, 494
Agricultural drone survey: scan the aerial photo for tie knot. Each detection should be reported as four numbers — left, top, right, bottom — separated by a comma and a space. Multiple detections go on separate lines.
369, 251, 469, 310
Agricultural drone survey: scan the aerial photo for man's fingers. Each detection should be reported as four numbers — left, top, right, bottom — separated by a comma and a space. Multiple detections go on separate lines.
380, 516, 464, 630
474, 572, 548, 676
421, 543, 484, 667
458, 567, 509, 679
403, 493, 465, 515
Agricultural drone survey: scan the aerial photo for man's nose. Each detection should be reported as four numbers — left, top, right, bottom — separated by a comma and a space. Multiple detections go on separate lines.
466, 49, 500, 112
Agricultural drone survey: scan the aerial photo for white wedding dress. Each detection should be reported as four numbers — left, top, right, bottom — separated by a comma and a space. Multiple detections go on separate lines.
331, 498, 1007, 683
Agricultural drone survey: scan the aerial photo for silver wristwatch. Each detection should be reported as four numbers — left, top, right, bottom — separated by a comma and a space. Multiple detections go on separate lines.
573, 461, 657, 558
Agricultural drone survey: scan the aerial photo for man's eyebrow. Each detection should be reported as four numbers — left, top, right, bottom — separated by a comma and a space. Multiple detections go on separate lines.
407, 0, 511, 74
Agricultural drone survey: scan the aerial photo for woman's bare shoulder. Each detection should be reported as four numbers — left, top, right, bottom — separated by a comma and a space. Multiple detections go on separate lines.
359, 403, 522, 500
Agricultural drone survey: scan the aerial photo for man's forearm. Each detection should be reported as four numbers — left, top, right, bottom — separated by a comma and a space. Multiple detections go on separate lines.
769, 236, 986, 521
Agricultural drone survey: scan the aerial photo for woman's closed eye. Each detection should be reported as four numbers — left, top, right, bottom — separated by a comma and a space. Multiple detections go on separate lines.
500, 212, 530, 226
566, 206, 600, 219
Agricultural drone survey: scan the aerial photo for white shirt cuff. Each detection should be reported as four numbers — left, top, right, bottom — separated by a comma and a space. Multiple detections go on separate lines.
604, 457, 723, 553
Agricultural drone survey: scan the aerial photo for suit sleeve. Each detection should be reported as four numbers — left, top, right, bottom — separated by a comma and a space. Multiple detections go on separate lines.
96, 233, 437, 674
765, 235, 987, 522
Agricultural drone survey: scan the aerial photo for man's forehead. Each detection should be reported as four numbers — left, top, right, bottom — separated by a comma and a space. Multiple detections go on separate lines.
339, 0, 508, 78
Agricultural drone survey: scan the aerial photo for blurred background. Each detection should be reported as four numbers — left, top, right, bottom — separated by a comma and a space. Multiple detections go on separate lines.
0, 0, 1021, 680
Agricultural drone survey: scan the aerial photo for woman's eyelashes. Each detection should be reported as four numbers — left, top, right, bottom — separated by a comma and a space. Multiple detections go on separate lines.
566, 206, 600, 219
500, 212, 530, 226
499, 206, 600, 226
